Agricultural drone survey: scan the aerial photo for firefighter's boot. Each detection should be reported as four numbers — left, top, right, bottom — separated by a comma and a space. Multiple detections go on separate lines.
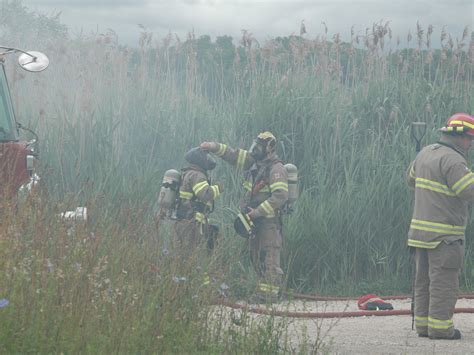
429, 329, 462, 340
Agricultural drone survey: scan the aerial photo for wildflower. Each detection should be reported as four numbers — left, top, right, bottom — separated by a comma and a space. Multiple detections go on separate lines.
0, 299, 9, 308
46, 259, 54, 273
172, 276, 187, 284
66, 226, 75, 237
219, 283, 230, 298
149, 263, 159, 273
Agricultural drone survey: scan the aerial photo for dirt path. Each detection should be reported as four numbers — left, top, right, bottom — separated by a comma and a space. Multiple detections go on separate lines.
238, 298, 474, 353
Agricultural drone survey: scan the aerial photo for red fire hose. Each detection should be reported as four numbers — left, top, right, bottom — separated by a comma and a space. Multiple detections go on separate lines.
289, 292, 474, 302
217, 293, 474, 319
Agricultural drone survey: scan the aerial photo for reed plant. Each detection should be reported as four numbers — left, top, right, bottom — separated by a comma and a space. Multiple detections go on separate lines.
4, 6, 474, 318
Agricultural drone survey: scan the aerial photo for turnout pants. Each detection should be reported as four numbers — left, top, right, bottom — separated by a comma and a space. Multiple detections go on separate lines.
250, 218, 284, 296
414, 240, 464, 338
173, 219, 206, 259
173, 219, 217, 258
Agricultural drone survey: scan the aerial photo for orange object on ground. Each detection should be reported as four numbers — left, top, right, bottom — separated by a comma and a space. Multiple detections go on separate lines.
358, 294, 394, 310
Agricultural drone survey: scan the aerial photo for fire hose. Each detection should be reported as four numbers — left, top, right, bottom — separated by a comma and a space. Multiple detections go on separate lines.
217, 292, 474, 319
289, 292, 474, 302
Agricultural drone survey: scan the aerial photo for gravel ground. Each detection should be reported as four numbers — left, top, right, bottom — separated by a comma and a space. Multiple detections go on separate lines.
235, 298, 474, 354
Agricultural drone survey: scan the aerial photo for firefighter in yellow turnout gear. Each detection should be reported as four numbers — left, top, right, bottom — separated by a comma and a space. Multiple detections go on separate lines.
174, 147, 223, 258
201, 132, 289, 302
406, 113, 474, 340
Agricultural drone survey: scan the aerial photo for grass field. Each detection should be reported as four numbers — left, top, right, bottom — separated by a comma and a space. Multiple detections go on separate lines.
1, 7, 473, 351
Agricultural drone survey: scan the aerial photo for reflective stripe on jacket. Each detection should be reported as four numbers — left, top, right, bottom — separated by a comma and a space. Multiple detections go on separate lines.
212, 142, 288, 219
406, 141, 474, 248
177, 166, 221, 223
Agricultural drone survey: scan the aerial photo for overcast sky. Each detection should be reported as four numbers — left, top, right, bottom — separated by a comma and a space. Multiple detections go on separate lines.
23, 0, 473, 47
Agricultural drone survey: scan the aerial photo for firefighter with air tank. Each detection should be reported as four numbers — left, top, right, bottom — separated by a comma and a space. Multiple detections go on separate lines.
159, 147, 223, 259
201, 131, 297, 303
158, 132, 297, 303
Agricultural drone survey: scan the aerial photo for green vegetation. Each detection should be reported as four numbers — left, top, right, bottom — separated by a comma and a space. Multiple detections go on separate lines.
1, 203, 317, 353
1, 1, 473, 352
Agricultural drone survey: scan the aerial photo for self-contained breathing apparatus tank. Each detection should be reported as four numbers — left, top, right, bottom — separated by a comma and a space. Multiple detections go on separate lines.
284, 163, 298, 211
157, 169, 182, 218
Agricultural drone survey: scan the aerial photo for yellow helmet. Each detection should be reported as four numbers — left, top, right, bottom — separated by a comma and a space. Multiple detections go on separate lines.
250, 131, 277, 160
257, 131, 276, 141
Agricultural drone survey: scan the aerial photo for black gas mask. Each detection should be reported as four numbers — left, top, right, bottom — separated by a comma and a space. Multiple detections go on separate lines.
249, 140, 266, 161
249, 132, 277, 161
185, 147, 217, 171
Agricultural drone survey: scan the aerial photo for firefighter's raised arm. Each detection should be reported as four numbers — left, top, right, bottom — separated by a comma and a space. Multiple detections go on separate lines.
200, 141, 254, 171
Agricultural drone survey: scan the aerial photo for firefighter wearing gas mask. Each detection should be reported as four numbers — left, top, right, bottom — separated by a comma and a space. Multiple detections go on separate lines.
174, 147, 223, 257
201, 132, 288, 302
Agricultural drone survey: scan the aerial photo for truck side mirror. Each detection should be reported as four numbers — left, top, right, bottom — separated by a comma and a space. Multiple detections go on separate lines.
18, 51, 49, 72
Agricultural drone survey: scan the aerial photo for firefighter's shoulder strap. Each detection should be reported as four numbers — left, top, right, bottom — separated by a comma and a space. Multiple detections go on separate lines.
255, 158, 283, 184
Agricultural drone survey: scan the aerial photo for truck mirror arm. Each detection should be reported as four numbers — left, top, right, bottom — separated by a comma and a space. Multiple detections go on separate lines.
17, 122, 40, 156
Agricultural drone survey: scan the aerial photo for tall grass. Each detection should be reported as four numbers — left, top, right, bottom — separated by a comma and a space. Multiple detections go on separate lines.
2, 9, 473, 350
2, 198, 321, 353
6, 21, 474, 294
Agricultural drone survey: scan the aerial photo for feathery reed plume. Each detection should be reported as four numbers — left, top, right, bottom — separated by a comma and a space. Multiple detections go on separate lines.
426, 24, 433, 49
300, 20, 307, 36
462, 26, 469, 42
469, 31, 474, 65
321, 21, 328, 35
441, 26, 447, 46
416, 21, 424, 48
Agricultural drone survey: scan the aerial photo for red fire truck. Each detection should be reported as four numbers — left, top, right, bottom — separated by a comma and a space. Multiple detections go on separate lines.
0, 46, 86, 221
0, 46, 47, 198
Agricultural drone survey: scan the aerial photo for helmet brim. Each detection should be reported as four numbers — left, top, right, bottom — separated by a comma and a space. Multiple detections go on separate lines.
439, 127, 474, 137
